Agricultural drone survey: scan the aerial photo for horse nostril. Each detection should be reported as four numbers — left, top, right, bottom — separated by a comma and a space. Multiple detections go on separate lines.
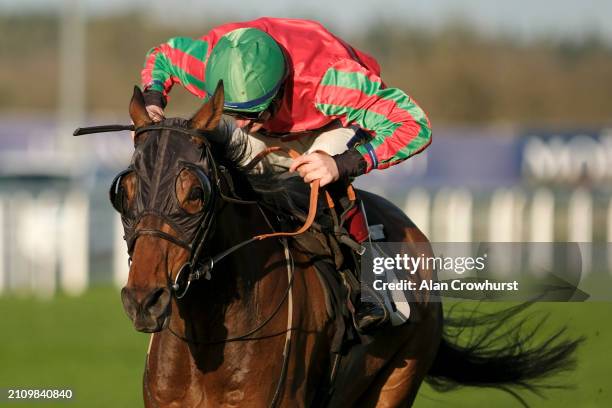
121, 287, 139, 320
121, 286, 170, 315
142, 287, 171, 320
144, 287, 167, 309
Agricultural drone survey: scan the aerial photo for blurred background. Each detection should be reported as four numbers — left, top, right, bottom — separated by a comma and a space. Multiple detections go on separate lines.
0, 0, 611, 406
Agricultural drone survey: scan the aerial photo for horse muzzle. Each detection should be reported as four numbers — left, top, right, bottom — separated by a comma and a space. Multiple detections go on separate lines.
121, 286, 172, 333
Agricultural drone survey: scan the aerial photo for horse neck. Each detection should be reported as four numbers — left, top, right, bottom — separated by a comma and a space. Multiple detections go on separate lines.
171, 200, 284, 342
146, 200, 293, 404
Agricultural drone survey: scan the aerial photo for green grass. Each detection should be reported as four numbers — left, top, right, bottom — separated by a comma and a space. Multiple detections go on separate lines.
0, 287, 610, 407
0, 287, 148, 408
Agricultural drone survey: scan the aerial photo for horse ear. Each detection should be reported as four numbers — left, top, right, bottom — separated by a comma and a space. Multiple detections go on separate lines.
191, 80, 224, 131
129, 86, 152, 128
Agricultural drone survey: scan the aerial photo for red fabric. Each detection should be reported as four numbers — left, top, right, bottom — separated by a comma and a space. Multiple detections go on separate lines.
158, 44, 207, 98
344, 206, 369, 243
141, 17, 432, 174
199, 17, 381, 133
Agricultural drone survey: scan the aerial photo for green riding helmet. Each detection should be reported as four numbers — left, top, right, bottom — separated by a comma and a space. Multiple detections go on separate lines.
204, 28, 286, 114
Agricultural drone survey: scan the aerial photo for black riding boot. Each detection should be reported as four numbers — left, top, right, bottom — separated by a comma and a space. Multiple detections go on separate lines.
353, 282, 389, 333
327, 181, 390, 333
341, 248, 389, 333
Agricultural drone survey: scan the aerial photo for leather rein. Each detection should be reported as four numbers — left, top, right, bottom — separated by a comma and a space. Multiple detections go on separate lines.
170, 144, 322, 299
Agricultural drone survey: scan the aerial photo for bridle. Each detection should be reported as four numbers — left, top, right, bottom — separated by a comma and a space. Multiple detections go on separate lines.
80, 122, 326, 299
75, 121, 329, 407
75, 122, 321, 299
79, 124, 263, 294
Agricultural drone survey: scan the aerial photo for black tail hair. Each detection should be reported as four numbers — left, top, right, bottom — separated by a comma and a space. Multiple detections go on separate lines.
427, 302, 583, 406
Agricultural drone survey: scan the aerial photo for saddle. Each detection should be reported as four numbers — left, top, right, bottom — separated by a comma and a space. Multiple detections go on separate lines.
254, 173, 371, 352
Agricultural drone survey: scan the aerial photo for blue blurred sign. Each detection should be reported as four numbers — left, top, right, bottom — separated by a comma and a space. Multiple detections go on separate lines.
356, 127, 612, 193
519, 128, 612, 185
2, 119, 611, 189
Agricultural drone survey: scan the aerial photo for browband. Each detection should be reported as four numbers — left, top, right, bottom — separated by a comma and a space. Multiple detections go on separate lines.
133, 124, 209, 139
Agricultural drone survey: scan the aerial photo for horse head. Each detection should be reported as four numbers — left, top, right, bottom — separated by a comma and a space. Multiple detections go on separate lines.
115, 82, 225, 332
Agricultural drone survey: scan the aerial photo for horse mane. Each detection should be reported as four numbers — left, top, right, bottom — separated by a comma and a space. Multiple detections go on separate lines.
165, 117, 311, 217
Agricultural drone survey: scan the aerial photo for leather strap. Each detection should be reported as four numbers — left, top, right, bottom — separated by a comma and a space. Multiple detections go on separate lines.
131, 229, 192, 250
347, 184, 356, 202
255, 178, 320, 240
247, 146, 321, 240
244, 146, 301, 171
246, 146, 357, 241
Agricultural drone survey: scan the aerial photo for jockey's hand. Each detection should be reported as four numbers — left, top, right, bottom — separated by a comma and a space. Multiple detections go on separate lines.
130, 105, 164, 140
289, 152, 339, 187
146, 105, 165, 122
234, 118, 265, 134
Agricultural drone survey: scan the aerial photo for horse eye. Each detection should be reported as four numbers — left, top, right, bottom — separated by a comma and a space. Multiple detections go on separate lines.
188, 186, 204, 201
175, 167, 210, 214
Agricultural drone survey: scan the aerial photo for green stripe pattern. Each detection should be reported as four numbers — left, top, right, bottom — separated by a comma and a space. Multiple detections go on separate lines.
145, 37, 209, 92
316, 66, 431, 168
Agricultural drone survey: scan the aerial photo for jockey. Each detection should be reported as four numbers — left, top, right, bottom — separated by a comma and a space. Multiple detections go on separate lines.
140, 17, 431, 332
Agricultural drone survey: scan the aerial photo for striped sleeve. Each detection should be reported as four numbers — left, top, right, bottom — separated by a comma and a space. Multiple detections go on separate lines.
141, 37, 209, 100
314, 59, 431, 173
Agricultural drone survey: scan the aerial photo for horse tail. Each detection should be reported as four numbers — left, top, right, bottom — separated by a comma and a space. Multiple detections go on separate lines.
426, 302, 583, 405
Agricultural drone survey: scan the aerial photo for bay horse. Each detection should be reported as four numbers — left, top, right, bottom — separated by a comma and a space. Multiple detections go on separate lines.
112, 83, 580, 407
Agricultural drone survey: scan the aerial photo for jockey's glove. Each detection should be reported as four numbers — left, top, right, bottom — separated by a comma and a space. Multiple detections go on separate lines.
333, 149, 367, 180
143, 89, 167, 109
